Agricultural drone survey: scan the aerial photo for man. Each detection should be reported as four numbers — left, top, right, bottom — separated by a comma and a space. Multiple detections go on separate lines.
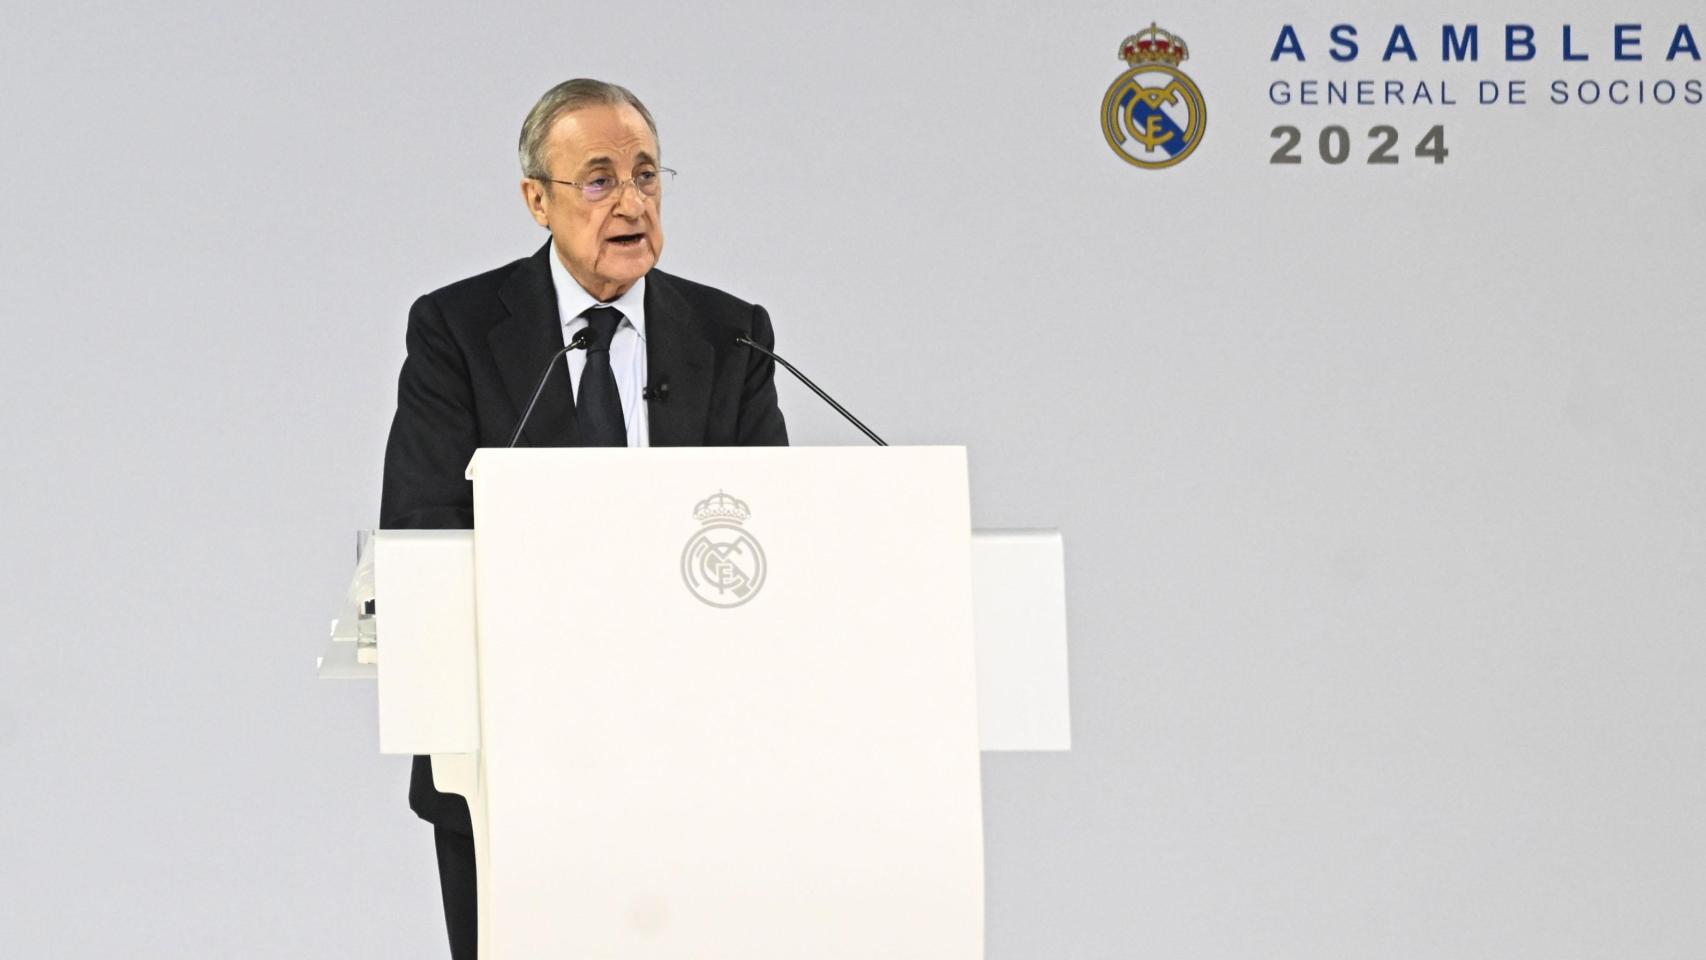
379, 78, 787, 959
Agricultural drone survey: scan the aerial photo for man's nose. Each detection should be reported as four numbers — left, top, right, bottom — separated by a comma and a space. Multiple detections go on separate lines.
612, 179, 646, 216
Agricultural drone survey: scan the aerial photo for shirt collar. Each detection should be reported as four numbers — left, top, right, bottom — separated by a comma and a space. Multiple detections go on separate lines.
549, 241, 648, 338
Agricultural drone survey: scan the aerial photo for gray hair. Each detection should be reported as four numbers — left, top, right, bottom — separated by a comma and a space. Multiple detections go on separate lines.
518, 79, 658, 180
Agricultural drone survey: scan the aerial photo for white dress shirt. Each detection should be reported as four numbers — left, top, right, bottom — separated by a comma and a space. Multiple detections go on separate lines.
549, 247, 650, 447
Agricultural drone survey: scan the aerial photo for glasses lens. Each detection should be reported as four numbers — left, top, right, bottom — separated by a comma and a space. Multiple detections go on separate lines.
581, 179, 613, 202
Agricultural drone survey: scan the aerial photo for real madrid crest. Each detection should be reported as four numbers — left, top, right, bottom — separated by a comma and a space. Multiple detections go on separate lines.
1102, 23, 1207, 169
680, 490, 767, 608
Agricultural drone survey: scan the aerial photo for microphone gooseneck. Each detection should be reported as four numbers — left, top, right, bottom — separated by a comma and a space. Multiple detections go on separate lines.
507, 328, 591, 447
735, 335, 886, 446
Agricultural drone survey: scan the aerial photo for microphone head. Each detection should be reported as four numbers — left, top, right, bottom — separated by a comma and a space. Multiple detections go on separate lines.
570, 328, 592, 350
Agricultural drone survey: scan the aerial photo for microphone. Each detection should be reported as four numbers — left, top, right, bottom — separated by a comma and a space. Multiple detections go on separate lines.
507, 328, 591, 447
735, 335, 886, 446
642, 379, 670, 402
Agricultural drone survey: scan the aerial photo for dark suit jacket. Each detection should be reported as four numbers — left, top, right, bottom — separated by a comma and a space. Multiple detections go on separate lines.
380, 241, 788, 832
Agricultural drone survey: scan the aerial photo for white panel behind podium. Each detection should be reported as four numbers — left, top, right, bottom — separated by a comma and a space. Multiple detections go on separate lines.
373, 530, 478, 754
362, 528, 1071, 752
972, 529, 1071, 750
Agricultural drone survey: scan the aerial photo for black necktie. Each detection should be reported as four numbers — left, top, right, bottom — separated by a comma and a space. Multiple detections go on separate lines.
577, 307, 627, 447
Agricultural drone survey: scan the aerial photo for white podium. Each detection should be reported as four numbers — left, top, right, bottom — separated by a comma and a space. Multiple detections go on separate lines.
322, 446, 1069, 958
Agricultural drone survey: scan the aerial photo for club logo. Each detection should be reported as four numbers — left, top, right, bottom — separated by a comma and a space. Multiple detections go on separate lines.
1102, 23, 1208, 169
680, 491, 767, 608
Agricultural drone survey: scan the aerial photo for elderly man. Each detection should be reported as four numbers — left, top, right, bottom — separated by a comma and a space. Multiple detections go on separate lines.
380, 78, 788, 958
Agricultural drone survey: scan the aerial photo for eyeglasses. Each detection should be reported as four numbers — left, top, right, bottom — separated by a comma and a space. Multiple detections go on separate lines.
541, 168, 676, 203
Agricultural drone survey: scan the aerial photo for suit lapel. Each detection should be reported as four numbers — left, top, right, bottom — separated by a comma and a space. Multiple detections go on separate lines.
491, 242, 580, 447
644, 270, 714, 447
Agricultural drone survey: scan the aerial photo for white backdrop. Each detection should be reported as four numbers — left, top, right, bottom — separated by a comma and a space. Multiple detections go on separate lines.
1, 1, 1701, 957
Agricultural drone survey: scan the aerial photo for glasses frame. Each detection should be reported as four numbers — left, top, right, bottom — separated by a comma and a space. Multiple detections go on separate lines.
540, 167, 676, 203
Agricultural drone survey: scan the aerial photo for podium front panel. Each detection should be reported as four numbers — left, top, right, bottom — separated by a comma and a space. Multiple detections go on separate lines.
466, 446, 983, 959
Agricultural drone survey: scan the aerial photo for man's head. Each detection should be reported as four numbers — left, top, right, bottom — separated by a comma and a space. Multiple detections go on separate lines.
519, 79, 665, 302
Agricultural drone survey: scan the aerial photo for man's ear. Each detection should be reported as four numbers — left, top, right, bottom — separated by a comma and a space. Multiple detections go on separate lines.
520, 179, 550, 228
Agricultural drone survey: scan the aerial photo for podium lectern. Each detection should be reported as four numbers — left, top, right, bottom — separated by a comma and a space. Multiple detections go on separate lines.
321, 446, 1069, 958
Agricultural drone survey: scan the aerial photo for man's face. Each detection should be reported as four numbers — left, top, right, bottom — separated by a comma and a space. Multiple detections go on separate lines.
521, 102, 664, 302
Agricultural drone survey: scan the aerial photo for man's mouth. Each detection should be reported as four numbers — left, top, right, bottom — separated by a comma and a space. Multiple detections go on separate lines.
607, 233, 646, 248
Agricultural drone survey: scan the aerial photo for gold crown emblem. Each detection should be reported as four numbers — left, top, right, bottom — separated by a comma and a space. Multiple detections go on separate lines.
1120, 23, 1189, 66
693, 490, 751, 524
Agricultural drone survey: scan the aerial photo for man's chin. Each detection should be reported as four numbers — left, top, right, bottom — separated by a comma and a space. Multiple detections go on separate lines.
599, 250, 656, 281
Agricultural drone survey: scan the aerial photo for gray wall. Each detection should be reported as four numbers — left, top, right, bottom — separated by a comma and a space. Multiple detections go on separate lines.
2, 1, 1702, 957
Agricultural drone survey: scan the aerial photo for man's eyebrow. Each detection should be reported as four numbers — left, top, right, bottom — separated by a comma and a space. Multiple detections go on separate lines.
578, 151, 657, 173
